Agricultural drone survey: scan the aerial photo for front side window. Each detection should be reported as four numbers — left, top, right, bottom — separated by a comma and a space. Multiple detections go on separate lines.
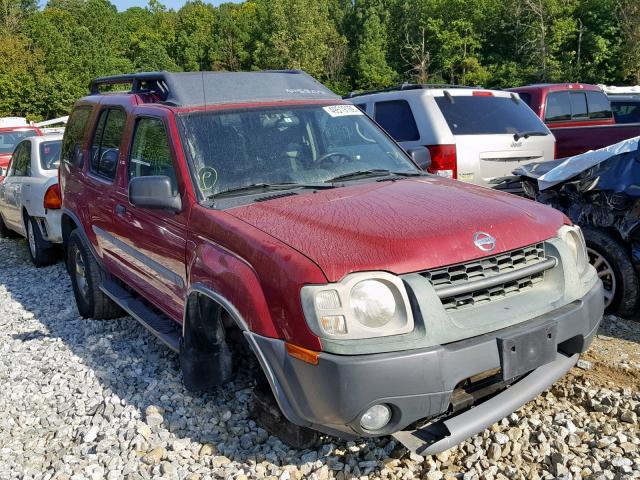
178, 104, 417, 198
374, 100, 420, 141
40, 141, 62, 170
0, 129, 37, 155
11, 141, 31, 177
90, 109, 126, 180
61, 106, 92, 166
128, 118, 177, 193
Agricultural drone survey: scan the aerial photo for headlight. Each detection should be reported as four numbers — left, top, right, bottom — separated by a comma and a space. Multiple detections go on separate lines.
301, 272, 414, 340
351, 280, 396, 327
557, 225, 589, 275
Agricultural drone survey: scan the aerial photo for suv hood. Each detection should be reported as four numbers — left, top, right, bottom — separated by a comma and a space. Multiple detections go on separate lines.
227, 178, 564, 282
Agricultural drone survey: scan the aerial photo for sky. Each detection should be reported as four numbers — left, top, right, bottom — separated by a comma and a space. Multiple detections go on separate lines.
111, 0, 239, 11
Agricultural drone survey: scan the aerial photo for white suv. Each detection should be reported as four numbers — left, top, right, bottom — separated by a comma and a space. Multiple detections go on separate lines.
348, 85, 555, 187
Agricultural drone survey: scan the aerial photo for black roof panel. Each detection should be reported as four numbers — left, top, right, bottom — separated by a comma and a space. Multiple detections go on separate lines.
89, 70, 339, 107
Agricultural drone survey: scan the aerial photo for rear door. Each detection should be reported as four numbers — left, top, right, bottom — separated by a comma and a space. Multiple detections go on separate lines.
434, 93, 554, 186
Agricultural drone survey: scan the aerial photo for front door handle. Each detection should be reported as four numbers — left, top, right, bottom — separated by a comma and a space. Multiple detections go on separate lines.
115, 204, 126, 216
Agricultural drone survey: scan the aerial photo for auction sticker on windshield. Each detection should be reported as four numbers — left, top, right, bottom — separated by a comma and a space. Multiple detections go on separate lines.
323, 105, 364, 117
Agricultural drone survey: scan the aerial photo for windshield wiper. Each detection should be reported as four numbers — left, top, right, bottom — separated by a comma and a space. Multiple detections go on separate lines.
325, 169, 392, 183
513, 131, 549, 141
325, 169, 425, 183
213, 182, 334, 199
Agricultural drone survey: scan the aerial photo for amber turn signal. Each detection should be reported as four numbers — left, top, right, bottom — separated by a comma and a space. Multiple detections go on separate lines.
43, 184, 62, 209
285, 342, 319, 365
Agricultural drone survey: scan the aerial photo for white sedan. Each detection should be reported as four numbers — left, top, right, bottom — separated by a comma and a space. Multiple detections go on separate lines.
0, 134, 63, 266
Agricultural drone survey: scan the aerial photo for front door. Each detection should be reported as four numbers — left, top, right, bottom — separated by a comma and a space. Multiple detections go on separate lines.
110, 115, 189, 321
1, 141, 30, 233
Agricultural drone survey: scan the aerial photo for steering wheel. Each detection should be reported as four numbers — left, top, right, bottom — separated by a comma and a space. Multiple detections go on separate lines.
316, 152, 353, 168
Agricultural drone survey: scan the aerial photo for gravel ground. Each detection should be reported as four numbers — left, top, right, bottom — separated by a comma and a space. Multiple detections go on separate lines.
0, 236, 638, 480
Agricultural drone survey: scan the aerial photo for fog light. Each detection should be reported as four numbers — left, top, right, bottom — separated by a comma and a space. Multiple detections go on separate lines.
360, 404, 391, 431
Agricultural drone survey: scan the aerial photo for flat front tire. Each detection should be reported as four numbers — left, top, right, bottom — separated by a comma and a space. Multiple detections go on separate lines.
66, 230, 122, 320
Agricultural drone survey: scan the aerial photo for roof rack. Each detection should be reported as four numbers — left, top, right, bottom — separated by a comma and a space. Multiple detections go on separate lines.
344, 83, 478, 99
88, 70, 339, 107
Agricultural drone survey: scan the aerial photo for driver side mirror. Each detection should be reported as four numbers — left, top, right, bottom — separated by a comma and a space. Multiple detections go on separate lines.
407, 146, 431, 171
129, 176, 182, 213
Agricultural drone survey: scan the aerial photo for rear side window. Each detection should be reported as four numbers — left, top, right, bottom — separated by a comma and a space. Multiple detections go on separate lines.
518, 92, 532, 107
611, 100, 640, 123
434, 95, 547, 135
40, 141, 62, 170
545, 92, 571, 122
569, 92, 588, 119
0, 130, 36, 155
586, 91, 612, 119
374, 100, 420, 141
61, 107, 92, 166
90, 109, 126, 180
128, 117, 177, 193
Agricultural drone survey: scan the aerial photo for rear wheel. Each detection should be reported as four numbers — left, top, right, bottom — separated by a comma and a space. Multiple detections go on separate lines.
583, 227, 639, 317
66, 230, 123, 320
26, 216, 57, 267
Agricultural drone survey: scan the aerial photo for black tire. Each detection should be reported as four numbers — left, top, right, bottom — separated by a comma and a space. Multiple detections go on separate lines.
25, 215, 58, 267
583, 227, 639, 317
66, 230, 123, 320
0, 214, 14, 238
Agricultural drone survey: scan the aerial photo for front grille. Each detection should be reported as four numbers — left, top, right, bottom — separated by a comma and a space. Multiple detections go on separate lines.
421, 243, 549, 311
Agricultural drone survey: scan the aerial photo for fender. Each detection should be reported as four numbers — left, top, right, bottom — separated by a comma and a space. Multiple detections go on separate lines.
187, 239, 278, 338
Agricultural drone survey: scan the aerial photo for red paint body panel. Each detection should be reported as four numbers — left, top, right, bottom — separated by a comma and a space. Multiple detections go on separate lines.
227, 178, 565, 282
510, 84, 640, 158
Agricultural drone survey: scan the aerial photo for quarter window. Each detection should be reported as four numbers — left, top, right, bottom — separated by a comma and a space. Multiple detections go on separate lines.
374, 100, 420, 141
90, 109, 126, 180
61, 106, 92, 166
128, 118, 177, 193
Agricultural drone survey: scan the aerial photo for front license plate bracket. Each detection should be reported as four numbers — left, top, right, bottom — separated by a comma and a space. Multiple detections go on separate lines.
498, 322, 558, 381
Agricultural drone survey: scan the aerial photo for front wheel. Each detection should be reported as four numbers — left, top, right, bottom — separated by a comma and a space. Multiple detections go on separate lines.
26, 216, 58, 267
583, 227, 639, 317
66, 230, 123, 320
0, 214, 14, 238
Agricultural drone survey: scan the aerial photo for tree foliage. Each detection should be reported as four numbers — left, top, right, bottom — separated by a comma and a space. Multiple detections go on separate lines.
0, 0, 638, 119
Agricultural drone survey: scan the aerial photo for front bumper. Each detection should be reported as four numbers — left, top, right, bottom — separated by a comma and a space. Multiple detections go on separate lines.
246, 280, 603, 450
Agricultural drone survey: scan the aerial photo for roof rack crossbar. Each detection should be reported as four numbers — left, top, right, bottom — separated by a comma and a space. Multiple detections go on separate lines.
89, 73, 170, 100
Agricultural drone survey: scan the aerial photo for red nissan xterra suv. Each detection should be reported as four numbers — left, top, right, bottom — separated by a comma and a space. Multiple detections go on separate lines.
60, 71, 603, 455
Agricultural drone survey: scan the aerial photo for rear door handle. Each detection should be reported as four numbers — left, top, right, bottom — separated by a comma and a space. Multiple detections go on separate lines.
115, 204, 127, 216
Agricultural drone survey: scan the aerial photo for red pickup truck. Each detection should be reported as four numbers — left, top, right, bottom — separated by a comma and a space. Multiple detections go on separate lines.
509, 83, 640, 158
59, 71, 602, 454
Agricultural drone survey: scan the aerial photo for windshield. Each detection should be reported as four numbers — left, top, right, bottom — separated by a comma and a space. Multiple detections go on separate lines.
40, 141, 62, 170
178, 104, 418, 197
0, 129, 37, 154
434, 96, 548, 135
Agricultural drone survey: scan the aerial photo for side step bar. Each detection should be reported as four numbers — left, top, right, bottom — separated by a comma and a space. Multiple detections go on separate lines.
100, 280, 181, 353
393, 353, 578, 456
